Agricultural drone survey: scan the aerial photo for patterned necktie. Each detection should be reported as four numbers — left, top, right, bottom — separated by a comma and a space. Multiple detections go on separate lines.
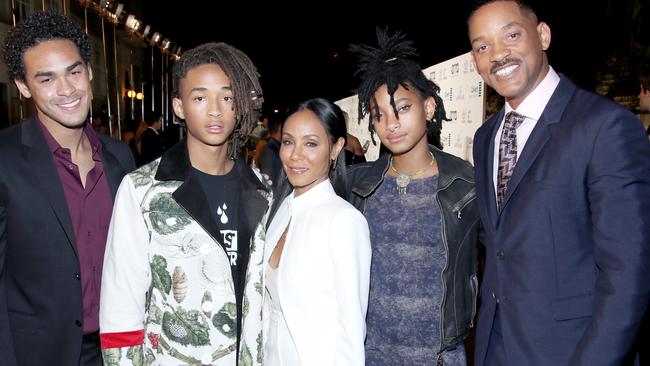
497, 111, 526, 210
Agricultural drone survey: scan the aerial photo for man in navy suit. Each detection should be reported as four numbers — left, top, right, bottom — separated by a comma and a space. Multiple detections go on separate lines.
468, 1, 650, 365
0, 12, 134, 366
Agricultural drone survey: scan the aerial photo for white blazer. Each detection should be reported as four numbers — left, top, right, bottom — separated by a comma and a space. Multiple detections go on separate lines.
263, 180, 371, 365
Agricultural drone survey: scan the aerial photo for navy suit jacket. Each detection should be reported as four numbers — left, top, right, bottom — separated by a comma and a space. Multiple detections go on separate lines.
473, 76, 650, 366
0, 115, 135, 366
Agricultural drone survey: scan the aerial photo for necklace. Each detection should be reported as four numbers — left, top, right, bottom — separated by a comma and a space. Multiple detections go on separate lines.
389, 152, 435, 194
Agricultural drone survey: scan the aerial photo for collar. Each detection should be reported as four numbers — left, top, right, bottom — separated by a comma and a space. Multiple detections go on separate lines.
154, 140, 192, 181
155, 139, 268, 192
505, 66, 560, 121
287, 179, 335, 210
351, 145, 475, 198
39, 117, 102, 156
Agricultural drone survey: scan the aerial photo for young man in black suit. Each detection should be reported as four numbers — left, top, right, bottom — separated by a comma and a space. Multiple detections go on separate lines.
0, 12, 135, 366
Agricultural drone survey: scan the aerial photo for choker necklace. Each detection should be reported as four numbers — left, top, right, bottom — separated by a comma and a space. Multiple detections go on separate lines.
389, 152, 435, 194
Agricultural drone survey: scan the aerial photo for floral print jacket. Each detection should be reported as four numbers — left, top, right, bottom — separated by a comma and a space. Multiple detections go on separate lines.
100, 142, 271, 366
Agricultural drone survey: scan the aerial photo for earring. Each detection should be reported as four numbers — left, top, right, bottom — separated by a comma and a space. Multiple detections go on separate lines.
331, 159, 336, 171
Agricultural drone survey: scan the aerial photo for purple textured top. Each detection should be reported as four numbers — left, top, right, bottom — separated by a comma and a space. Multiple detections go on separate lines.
40, 121, 112, 334
364, 174, 466, 365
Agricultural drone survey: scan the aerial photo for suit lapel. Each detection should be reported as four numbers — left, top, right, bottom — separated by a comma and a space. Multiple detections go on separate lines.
237, 164, 269, 243
500, 119, 551, 211
476, 111, 502, 228
173, 174, 223, 242
485, 113, 500, 225
500, 76, 575, 213
21, 117, 78, 256
98, 135, 125, 199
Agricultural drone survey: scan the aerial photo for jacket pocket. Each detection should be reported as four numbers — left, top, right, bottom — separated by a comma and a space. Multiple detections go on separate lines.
551, 293, 594, 321
9, 311, 41, 334
469, 273, 478, 328
452, 188, 477, 220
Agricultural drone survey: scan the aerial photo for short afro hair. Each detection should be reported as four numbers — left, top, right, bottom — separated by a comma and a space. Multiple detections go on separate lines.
3, 11, 91, 81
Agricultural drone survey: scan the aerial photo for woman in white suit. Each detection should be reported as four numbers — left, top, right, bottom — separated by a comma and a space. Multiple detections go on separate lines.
263, 98, 372, 365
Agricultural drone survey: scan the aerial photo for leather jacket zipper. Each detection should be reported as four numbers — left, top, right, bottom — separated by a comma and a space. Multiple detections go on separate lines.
452, 187, 477, 220
436, 175, 474, 358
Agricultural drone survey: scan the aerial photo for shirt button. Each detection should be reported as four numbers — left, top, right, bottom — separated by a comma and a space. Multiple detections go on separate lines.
75, 273, 81, 280
75, 319, 82, 327
497, 250, 505, 260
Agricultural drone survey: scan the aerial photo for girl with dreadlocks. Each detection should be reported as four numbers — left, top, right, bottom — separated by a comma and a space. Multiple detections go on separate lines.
100, 42, 271, 365
346, 29, 481, 365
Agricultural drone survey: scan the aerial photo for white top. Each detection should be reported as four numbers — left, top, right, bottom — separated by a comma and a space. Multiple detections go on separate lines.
262, 179, 371, 366
265, 262, 301, 366
492, 66, 561, 197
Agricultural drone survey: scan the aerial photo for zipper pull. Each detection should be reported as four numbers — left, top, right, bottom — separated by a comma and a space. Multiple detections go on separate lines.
437, 355, 444, 366
457, 209, 462, 220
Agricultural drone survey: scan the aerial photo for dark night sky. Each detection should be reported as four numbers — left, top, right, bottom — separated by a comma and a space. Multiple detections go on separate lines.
140, 1, 646, 114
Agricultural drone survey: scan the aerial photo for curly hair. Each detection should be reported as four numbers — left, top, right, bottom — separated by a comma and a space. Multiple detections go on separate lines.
349, 27, 448, 147
3, 11, 91, 81
173, 42, 263, 159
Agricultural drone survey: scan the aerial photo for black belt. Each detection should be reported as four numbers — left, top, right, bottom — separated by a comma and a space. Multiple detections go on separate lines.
82, 331, 100, 344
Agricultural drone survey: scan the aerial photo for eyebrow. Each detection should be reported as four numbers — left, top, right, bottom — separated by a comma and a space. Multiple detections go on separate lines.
33, 61, 83, 78
66, 61, 83, 72
188, 85, 232, 93
501, 21, 523, 32
470, 21, 523, 45
282, 131, 321, 139
375, 97, 409, 109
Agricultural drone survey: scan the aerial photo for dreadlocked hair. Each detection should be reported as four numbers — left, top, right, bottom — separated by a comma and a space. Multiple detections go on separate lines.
350, 27, 449, 146
173, 42, 263, 159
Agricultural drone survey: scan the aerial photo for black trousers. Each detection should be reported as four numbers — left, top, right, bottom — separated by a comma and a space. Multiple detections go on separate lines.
80, 331, 102, 366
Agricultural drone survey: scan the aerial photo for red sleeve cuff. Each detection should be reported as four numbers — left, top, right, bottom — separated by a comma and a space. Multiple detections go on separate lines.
100, 330, 145, 350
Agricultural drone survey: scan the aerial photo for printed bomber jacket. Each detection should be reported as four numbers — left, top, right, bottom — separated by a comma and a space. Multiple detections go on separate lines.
99, 141, 271, 366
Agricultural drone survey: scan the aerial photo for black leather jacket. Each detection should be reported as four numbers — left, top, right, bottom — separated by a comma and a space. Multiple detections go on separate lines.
346, 145, 481, 355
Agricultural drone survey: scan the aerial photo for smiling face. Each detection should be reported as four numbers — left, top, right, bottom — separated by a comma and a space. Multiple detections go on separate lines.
14, 39, 93, 131
469, 1, 551, 108
370, 83, 435, 157
280, 109, 344, 197
172, 63, 237, 152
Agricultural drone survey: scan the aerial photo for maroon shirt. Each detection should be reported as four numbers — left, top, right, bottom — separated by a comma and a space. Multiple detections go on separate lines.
40, 121, 113, 334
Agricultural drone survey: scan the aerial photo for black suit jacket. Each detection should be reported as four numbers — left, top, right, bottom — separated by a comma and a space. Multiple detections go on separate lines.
0, 115, 135, 366
139, 127, 163, 165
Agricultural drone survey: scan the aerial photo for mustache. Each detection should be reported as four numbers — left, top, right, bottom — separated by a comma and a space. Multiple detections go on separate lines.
53, 91, 85, 104
490, 58, 520, 74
